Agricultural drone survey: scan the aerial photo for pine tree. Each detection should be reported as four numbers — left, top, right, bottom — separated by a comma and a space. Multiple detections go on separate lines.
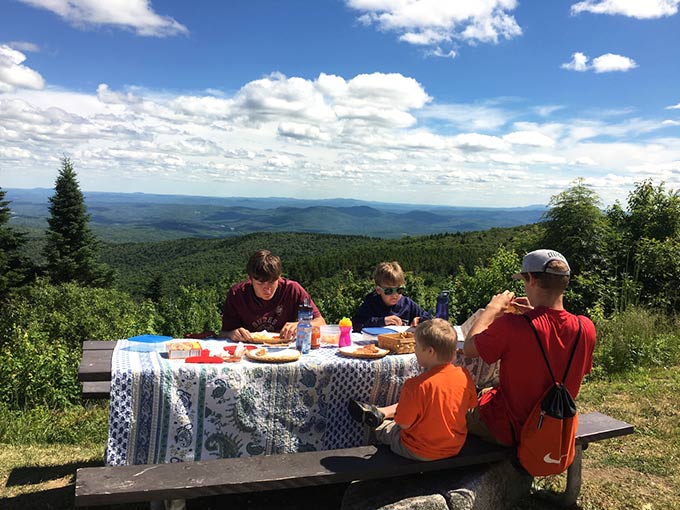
0, 187, 32, 299
43, 157, 113, 287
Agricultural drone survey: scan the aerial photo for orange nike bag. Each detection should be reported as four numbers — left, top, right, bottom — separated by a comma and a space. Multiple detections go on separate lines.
517, 316, 582, 476
518, 383, 578, 476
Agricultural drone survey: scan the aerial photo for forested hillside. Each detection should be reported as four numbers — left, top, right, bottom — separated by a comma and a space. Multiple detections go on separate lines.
100, 226, 541, 300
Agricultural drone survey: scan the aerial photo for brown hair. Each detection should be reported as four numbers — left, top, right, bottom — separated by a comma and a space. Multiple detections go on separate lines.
246, 250, 282, 282
415, 318, 457, 362
373, 261, 405, 286
528, 260, 570, 292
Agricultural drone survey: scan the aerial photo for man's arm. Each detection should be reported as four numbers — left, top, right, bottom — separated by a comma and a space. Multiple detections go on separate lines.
218, 327, 253, 342
463, 290, 515, 358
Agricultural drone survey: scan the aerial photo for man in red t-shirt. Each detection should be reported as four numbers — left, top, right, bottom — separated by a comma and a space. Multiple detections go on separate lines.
219, 250, 325, 342
463, 249, 596, 446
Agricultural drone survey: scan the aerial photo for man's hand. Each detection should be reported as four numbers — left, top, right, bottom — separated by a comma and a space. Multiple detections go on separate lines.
464, 290, 515, 358
487, 290, 515, 316
228, 328, 253, 343
384, 315, 403, 326
280, 321, 298, 340
509, 296, 533, 314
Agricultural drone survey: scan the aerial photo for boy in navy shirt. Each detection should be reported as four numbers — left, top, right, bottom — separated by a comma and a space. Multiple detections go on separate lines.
352, 261, 431, 332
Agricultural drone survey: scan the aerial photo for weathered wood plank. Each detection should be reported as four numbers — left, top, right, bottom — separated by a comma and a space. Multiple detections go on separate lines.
575, 411, 634, 444
81, 381, 111, 399
75, 437, 510, 507
78, 349, 113, 382
74, 412, 634, 507
83, 340, 117, 351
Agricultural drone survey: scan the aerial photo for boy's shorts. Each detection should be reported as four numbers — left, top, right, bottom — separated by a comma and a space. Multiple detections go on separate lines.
374, 420, 431, 461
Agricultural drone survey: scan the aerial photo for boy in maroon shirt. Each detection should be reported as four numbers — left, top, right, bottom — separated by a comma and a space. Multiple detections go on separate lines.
219, 250, 325, 342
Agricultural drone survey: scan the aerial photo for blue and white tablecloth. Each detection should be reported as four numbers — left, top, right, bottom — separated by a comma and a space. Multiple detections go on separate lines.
106, 330, 500, 467
106, 337, 422, 466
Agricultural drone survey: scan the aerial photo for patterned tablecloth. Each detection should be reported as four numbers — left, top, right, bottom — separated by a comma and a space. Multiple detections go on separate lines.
106, 330, 499, 466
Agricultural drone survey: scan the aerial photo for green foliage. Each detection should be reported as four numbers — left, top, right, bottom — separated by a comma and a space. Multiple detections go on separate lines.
0, 187, 33, 299
156, 285, 222, 337
451, 247, 524, 323
634, 237, 680, 310
0, 281, 158, 410
541, 178, 615, 314
307, 270, 372, 324
625, 179, 680, 242
592, 306, 680, 377
43, 157, 113, 287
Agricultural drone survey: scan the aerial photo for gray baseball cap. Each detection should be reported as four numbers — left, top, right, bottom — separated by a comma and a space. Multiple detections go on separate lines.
511, 249, 571, 280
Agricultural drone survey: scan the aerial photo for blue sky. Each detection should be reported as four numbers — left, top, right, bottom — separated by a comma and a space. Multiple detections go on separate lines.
1, 0, 680, 207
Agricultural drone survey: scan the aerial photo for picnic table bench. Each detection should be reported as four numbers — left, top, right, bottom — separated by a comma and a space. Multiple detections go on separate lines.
75, 341, 634, 509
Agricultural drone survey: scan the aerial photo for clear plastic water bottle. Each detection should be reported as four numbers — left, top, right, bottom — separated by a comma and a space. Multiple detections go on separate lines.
296, 300, 313, 353
436, 291, 449, 321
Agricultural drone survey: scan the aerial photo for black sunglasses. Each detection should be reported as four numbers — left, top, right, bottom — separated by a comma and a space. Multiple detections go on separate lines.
380, 286, 405, 295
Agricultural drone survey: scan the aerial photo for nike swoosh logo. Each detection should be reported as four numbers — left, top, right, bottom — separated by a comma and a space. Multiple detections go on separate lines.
544, 453, 567, 464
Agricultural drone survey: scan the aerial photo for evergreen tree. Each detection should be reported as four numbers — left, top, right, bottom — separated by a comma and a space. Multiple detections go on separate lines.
43, 157, 113, 287
0, 187, 32, 299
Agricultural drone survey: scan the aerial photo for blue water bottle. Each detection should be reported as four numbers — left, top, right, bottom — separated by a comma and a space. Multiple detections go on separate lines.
435, 291, 449, 321
296, 300, 313, 354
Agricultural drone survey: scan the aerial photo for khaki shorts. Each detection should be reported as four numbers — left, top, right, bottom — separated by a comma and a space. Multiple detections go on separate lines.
374, 420, 431, 461
465, 388, 512, 447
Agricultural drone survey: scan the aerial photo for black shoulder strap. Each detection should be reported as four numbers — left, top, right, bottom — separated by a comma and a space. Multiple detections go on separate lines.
523, 314, 582, 384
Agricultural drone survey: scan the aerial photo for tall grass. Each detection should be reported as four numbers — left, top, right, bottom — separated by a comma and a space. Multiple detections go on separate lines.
592, 305, 680, 377
0, 403, 108, 444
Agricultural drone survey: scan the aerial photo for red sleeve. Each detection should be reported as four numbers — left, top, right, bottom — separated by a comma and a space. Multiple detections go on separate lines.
473, 314, 516, 365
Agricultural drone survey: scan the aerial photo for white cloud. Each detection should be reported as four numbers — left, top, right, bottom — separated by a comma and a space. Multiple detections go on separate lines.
571, 0, 680, 19
503, 130, 555, 147
277, 122, 331, 141
5, 69, 680, 207
8, 41, 41, 52
0, 45, 45, 93
561, 52, 589, 72
346, 0, 522, 55
561, 51, 637, 73
592, 53, 638, 73
17, 0, 188, 37
665, 103, 680, 110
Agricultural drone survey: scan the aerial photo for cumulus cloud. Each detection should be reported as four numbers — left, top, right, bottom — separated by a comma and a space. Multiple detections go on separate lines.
346, 0, 522, 56
665, 103, 680, 110
561, 52, 589, 72
561, 52, 637, 73
16, 0, 188, 37
5, 68, 680, 207
571, 0, 680, 19
0, 45, 45, 93
592, 53, 638, 73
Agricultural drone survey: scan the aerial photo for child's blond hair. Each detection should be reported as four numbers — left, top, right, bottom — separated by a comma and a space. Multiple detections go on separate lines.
415, 319, 457, 362
373, 261, 405, 287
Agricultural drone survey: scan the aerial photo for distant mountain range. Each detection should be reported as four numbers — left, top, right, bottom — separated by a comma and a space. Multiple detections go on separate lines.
5, 188, 546, 242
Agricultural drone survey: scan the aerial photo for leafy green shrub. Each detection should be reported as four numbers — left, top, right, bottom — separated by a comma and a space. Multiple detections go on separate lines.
0, 280, 159, 410
451, 247, 524, 323
155, 285, 222, 337
592, 306, 680, 376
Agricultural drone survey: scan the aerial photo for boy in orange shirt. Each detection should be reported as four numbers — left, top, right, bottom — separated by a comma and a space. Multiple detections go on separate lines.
348, 319, 477, 460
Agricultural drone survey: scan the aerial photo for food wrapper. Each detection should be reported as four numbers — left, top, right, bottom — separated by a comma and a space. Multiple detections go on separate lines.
166, 340, 202, 359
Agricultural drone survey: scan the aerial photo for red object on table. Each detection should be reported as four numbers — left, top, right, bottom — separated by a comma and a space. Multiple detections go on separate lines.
223, 345, 257, 355
185, 349, 223, 363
